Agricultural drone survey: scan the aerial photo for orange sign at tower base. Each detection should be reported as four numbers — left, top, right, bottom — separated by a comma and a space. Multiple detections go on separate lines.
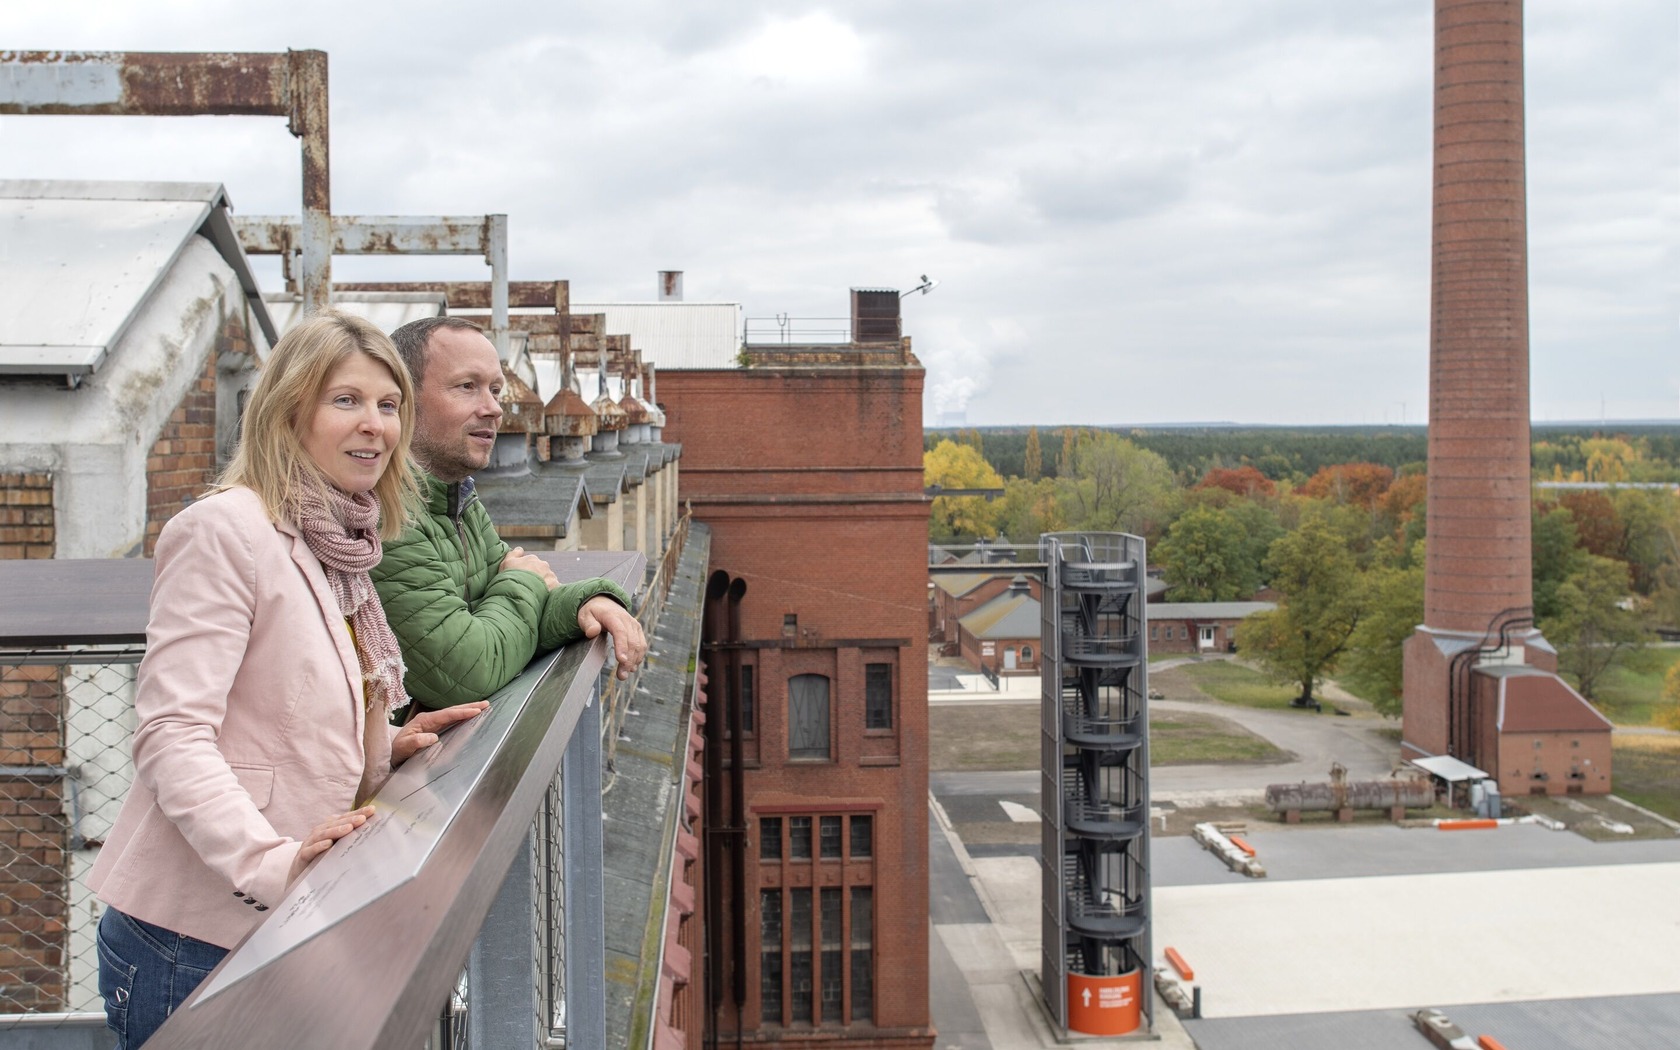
1067, 968, 1142, 1036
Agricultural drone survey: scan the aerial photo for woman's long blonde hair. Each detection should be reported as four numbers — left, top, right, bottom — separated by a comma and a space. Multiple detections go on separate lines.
218, 310, 421, 540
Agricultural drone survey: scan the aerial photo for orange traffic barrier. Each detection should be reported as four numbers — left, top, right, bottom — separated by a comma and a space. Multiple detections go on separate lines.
1164, 947, 1194, 981
1477, 1036, 1508, 1050
1228, 834, 1256, 857
1438, 819, 1499, 831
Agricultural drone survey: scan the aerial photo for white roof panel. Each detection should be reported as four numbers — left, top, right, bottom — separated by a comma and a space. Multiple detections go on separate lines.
572, 301, 741, 370
1408, 755, 1490, 782
265, 292, 446, 336
0, 180, 275, 374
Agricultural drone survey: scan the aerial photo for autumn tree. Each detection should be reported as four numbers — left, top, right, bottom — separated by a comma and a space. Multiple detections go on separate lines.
1299, 462, 1394, 510
1058, 428, 1078, 477
1557, 490, 1623, 561
1057, 432, 1177, 537
1542, 554, 1648, 700
1024, 427, 1043, 481
1235, 514, 1365, 709
1194, 465, 1275, 499
925, 440, 1005, 542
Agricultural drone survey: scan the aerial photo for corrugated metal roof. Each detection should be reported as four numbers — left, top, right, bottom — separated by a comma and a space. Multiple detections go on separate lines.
1147, 601, 1275, 620
931, 571, 994, 597
960, 592, 1040, 639
0, 180, 276, 374
571, 302, 741, 370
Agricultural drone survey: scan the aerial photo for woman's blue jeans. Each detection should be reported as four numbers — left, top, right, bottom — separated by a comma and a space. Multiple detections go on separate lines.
96, 907, 229, 1049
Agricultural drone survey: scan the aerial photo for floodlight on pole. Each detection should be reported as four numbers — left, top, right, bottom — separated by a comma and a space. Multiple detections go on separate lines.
901, 274, 940, 298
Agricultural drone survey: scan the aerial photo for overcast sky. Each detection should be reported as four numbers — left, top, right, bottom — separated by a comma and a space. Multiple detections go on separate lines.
3, 2, 1675, 427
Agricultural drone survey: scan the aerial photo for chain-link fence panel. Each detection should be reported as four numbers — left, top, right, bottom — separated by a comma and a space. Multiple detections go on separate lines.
1, 651, 139, 1014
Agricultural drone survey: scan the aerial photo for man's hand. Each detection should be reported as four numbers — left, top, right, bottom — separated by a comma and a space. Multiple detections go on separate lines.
501, 546, 560, 590
577, 595, 647, 681
392, 701, 489, 767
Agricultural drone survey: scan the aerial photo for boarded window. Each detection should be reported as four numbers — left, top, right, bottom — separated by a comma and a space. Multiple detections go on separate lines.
789, 674, 831, 759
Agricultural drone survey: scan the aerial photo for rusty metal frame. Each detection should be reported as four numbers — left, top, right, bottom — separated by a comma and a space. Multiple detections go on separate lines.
0, 50, 334, 315
235, 215, 511, 359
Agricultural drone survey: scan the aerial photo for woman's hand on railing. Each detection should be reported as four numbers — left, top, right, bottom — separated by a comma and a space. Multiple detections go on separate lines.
392, 701, 490, 768
289, 805, 375, 884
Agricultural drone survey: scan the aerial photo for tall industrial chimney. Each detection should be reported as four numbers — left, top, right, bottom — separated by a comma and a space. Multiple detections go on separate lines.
1402, 0, 1612, 796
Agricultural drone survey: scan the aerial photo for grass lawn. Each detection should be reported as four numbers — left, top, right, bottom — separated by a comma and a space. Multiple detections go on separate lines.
1611, 735, 1680, 823
1177, 660, 1323, 712
1589, 647, 1680, 727
1150, 710, 1290, 765
928, 702, 1289, 770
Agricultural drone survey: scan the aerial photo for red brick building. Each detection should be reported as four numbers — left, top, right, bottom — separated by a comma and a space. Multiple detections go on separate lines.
657, 305, 933, 1048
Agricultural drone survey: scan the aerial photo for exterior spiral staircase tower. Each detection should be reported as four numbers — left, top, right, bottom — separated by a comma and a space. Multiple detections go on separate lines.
1038, 532, 1152, 1036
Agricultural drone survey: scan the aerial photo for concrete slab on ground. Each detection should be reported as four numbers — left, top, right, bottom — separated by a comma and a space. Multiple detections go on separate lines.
1155, 861, 1680, 1018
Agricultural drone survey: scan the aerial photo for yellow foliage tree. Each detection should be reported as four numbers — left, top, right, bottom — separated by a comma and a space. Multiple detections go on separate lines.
925, 440, 1005, 542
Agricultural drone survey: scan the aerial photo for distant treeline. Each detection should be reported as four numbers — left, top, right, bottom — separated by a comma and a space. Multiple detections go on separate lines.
925, 424, 1680, 484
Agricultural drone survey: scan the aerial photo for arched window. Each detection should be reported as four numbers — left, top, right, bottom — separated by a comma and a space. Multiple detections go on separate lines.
788, 674, 831, 758
1020, 645, 1034, 663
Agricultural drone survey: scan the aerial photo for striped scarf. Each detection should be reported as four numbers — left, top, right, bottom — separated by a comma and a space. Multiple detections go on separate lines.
286, 481, 410, 716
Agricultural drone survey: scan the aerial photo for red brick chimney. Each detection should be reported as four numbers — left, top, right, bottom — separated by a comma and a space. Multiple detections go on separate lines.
1403, 0, 1545, 763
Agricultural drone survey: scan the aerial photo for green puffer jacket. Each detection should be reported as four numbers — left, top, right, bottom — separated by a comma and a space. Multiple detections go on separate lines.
372, 473, 630, 709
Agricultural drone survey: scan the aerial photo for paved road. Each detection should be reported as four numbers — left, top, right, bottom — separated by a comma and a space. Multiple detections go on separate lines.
1149, 698, 1398, 802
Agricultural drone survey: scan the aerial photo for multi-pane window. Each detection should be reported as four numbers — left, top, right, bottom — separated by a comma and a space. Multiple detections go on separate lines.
790, 889, 813, 1023
819, 816, 842, 859
850, 815, 872, 858
864, 663, 892, 730
851, 888, 873, 1021
760, 890, 783, 1024
789, 674, 831, 758
740, 664, 755, 733
821, 888, 843, 1022
757, 812, 877, 1028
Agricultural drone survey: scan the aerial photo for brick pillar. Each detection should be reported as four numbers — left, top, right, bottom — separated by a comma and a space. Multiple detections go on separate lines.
145, 347, 220, 556
1423, 0, 1533, 632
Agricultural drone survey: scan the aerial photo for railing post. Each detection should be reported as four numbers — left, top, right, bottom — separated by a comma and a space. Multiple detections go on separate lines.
467, 833, 542, 1050
560, 692, 605, 1049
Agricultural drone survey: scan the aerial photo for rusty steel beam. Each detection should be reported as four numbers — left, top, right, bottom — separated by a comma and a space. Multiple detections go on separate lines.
236, 214, 513, 359
331, 281, 567, 312
0, 50, 334, 314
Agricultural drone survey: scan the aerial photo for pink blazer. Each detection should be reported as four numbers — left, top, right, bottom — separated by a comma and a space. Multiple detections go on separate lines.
87, 486, 397, 949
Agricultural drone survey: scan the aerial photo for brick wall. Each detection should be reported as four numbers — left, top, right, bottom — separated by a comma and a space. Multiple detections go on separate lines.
145, 338, 226, 556
660, 363, 934, 1048
0, 474, 53, 560
0, 472, 64, 1008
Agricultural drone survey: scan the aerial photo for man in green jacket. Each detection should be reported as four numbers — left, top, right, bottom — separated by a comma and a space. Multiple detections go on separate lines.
372, 315, 646, 709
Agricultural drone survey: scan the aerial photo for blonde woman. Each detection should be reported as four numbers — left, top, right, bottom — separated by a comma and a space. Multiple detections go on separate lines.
86, 311, 486, 1048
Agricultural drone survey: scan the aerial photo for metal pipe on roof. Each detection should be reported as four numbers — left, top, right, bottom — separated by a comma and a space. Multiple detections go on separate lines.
0, 49, 334, 314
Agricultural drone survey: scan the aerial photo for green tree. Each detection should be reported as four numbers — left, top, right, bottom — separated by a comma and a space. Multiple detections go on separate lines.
1532, 505, 1586, 622
1541, 554, 1648, 700
1235, 515, 1365, 709
994, 476, 1068, 541
1023, 427, 1043, 481
1157, 506, 1255, 601
925, 440, 1004, 542
1057, 432, 1177, 536
1340, 554, 1425, 718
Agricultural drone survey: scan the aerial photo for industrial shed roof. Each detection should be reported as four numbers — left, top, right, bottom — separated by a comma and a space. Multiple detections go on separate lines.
0, 179, 276, 374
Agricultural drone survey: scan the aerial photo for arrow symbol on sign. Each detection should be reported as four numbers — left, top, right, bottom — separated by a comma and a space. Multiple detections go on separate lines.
1082, 988, 1091, 1007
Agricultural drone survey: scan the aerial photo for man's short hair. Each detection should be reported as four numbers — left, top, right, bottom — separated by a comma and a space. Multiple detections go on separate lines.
389, 315, 486, 385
